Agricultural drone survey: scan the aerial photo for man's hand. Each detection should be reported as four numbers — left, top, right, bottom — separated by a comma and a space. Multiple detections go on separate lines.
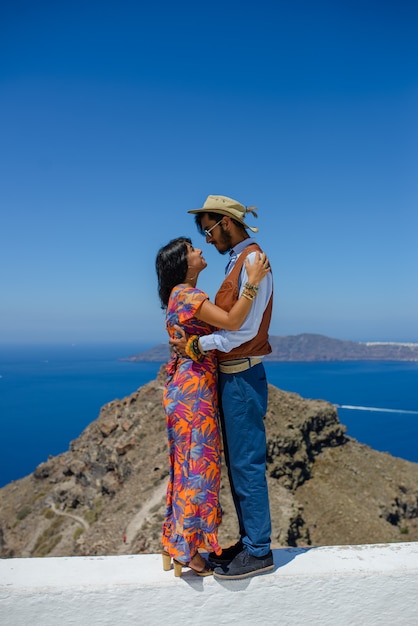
169, 325, 188, 356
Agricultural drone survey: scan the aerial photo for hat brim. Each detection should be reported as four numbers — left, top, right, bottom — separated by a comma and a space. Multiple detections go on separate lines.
187, 208, 258, 233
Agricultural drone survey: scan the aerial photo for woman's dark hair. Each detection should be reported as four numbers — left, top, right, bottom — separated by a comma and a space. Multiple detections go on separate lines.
156, 237, 192, 308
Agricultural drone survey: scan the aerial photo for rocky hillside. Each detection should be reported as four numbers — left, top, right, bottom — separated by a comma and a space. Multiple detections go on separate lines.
124, 334, 418, 362
1, 365, 417, 558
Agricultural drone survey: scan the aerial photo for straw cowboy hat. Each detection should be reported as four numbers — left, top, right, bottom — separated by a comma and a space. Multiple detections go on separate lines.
188, 195, 259, 233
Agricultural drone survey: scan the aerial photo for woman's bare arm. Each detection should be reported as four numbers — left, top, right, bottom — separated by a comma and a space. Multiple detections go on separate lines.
194, 252, 270, 331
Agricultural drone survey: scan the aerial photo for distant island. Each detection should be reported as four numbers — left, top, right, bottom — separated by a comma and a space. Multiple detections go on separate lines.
122, 333, 418, 362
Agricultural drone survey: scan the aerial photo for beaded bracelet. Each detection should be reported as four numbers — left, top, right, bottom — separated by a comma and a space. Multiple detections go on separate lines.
242, 281, 259, 301
244, 282, 259, 295
185, 335, 205, 362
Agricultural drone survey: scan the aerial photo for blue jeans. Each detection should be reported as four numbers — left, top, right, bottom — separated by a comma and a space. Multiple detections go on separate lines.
219, 362, 272, 557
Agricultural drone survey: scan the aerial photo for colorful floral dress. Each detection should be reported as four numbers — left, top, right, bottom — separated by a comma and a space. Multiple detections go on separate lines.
161, 284, 222, 562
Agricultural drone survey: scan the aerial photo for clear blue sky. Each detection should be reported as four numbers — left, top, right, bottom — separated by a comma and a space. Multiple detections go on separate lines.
1, 0, 417, 346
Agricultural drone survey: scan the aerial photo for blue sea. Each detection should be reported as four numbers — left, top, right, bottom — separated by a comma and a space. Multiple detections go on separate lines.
1, 343, 418, 488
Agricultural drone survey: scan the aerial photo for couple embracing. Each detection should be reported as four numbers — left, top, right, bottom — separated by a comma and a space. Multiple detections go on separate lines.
155, 194, 274, 580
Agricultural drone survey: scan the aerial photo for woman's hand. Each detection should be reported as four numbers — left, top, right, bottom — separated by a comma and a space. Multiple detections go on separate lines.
245, 252, 270, 286
169, 325, 188, 356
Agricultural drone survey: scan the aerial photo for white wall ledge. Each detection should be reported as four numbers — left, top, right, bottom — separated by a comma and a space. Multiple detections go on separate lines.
1, 542, 418, 625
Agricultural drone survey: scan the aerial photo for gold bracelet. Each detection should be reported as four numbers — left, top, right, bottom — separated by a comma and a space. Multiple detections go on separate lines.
185, 335, 205, 362
244, 282, 259, 296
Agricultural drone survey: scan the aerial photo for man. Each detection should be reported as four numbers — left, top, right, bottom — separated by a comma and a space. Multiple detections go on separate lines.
171, 194, 274, 580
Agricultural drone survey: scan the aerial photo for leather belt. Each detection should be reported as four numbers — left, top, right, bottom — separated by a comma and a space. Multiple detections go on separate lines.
218, 357, 262, 374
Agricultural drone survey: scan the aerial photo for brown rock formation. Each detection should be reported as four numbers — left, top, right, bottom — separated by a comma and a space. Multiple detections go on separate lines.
1, 366, 417, 559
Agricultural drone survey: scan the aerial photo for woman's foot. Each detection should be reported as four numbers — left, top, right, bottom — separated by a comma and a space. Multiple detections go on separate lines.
173, 552, 213, 577
189, 552, 212, 575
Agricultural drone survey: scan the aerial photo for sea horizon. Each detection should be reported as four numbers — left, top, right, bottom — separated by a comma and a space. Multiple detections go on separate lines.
1, 342, 417, 488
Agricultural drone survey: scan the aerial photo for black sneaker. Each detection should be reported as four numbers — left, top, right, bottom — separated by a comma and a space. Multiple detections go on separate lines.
208, 540, 244, 565
213, 548, 274, 580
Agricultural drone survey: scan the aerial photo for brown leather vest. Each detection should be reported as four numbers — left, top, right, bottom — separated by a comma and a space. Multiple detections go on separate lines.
215, 243, 273, 362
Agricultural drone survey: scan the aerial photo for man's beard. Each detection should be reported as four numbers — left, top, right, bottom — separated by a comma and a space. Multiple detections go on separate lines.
217, 227, 233, 254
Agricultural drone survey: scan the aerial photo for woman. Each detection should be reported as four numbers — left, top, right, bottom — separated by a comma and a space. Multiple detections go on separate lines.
155, 237, 270, 577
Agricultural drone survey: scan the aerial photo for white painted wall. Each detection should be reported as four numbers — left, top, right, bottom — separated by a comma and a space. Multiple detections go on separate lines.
1, 543, 418, 626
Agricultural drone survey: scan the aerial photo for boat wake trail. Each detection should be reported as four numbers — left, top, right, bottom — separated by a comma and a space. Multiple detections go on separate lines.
335, 404, 418, 415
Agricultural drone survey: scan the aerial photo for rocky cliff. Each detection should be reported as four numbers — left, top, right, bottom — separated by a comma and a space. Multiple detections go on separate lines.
1, 365, 417, 558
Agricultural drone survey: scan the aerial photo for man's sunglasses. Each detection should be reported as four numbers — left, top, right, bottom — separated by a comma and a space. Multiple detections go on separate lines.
203, 218, 223, 238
